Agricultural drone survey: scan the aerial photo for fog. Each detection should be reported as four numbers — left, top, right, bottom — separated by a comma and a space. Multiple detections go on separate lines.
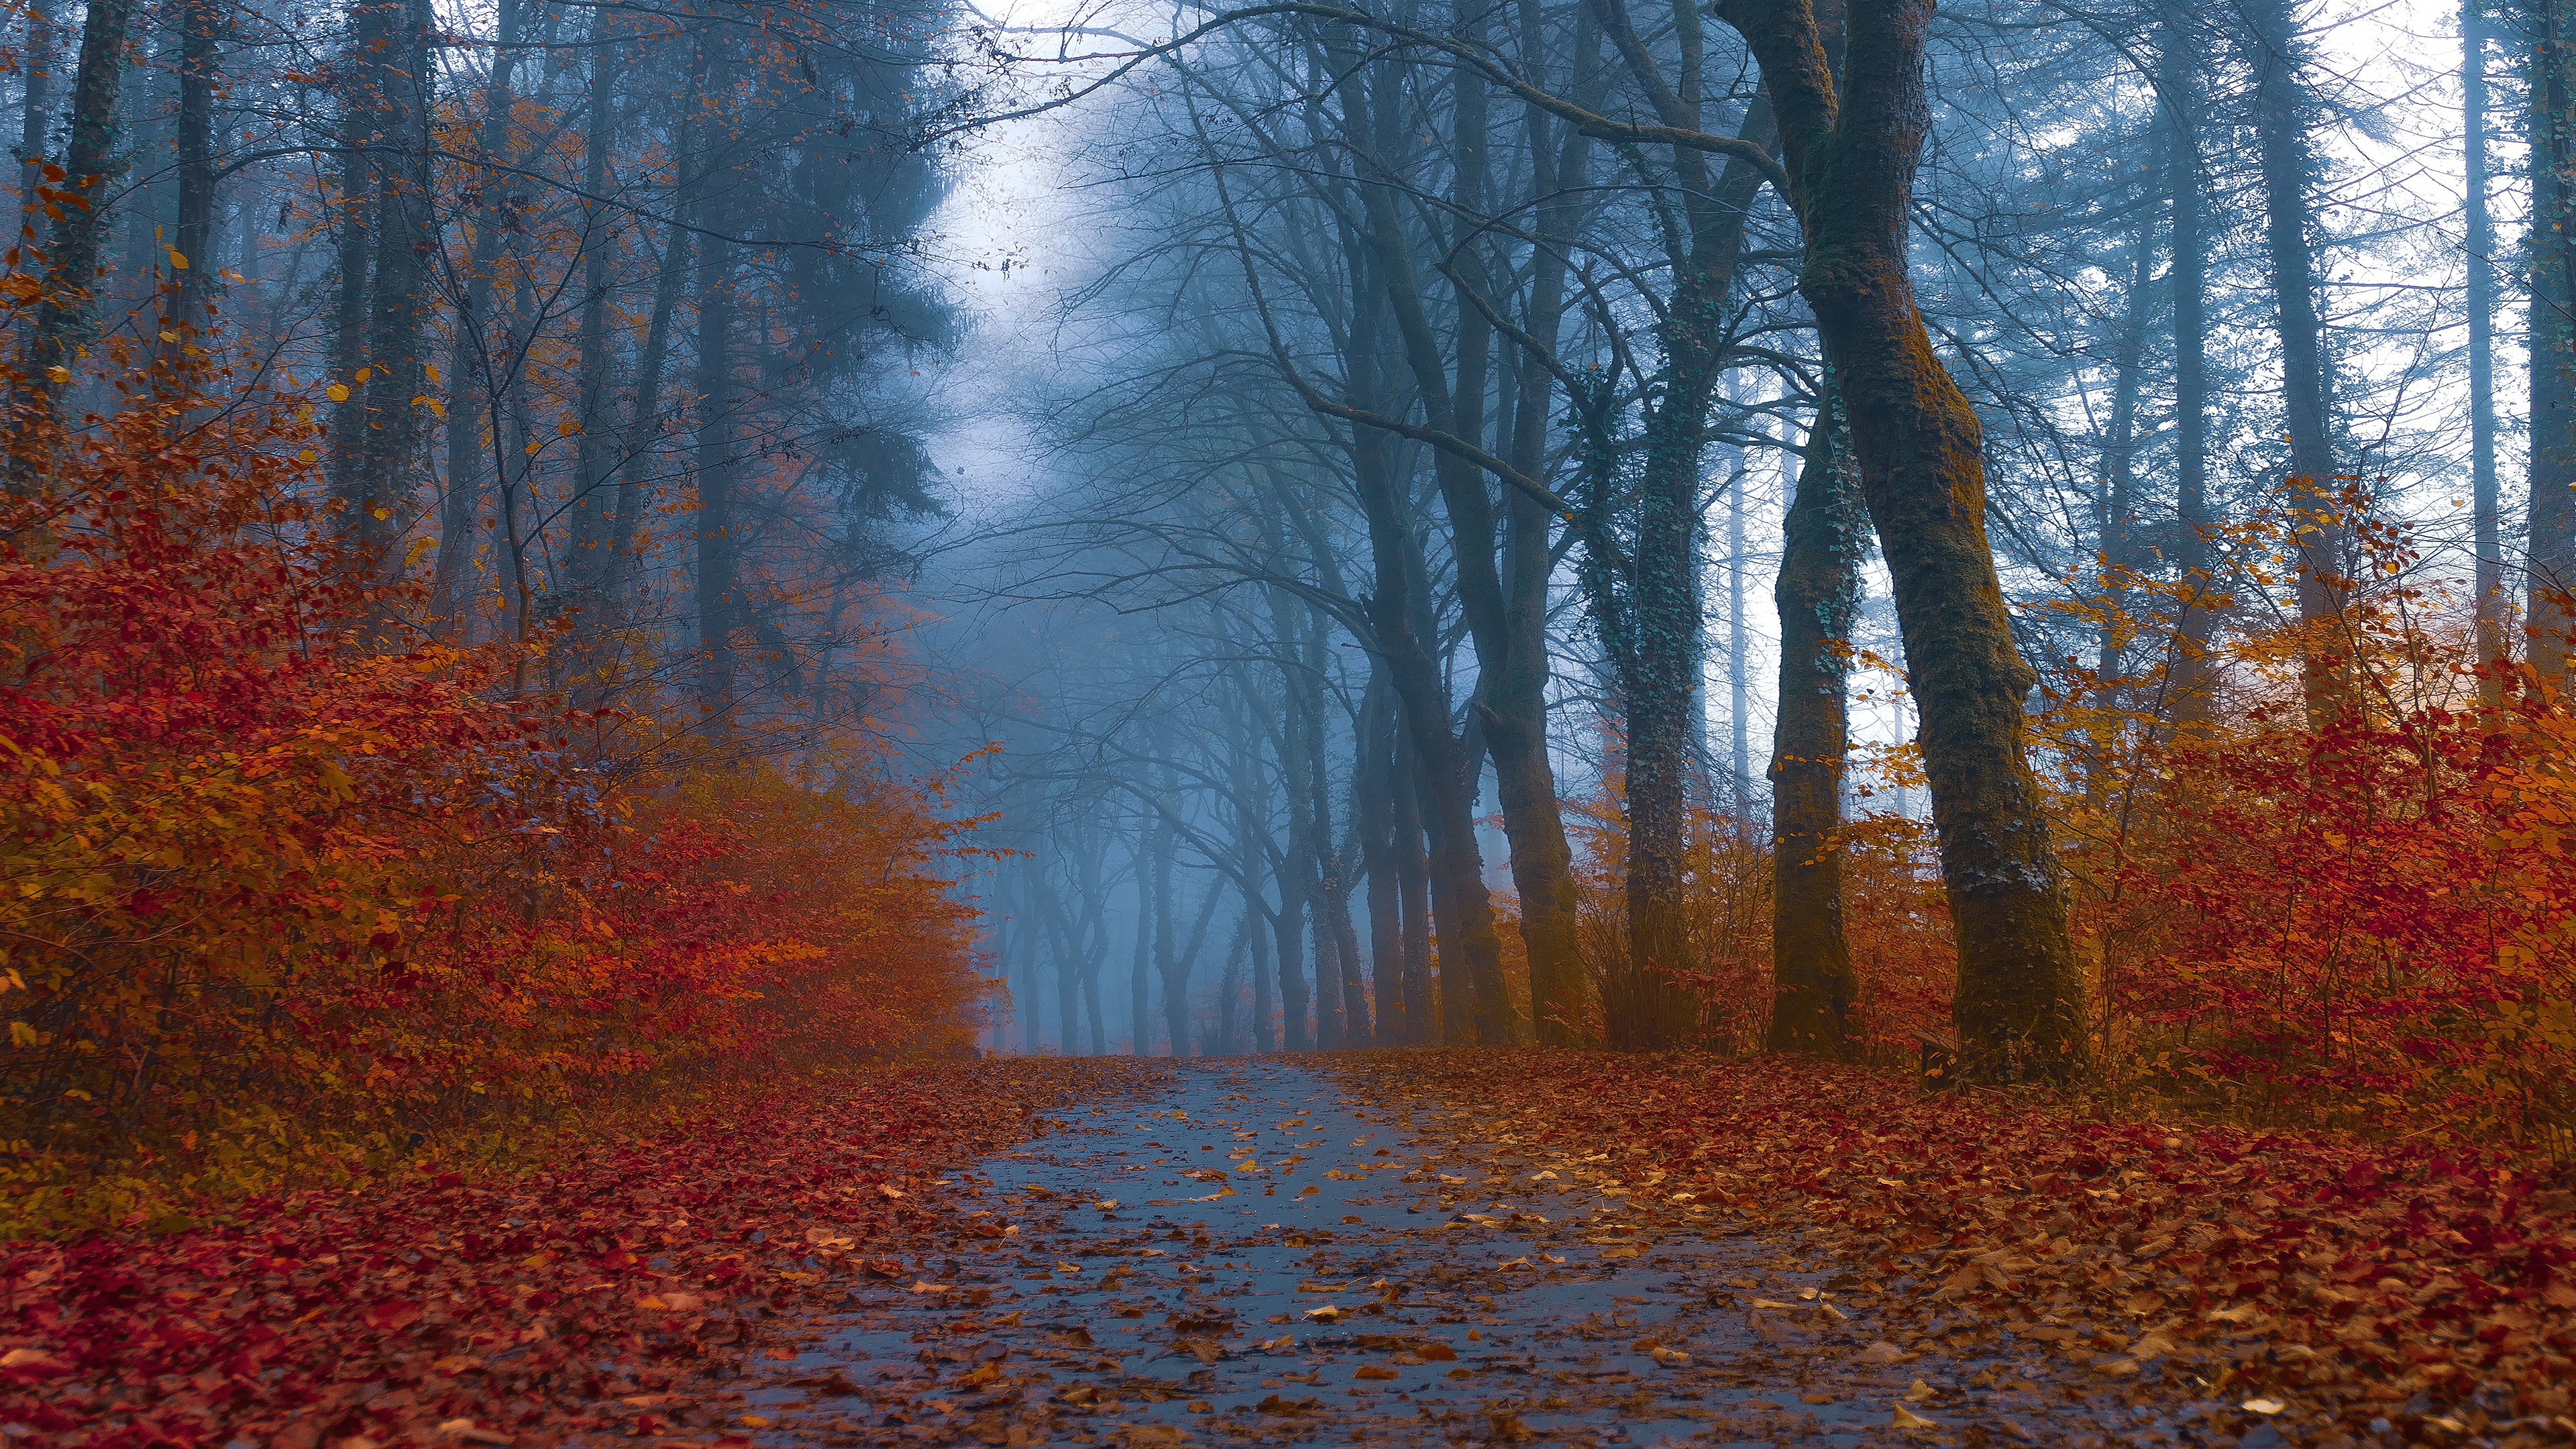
42, 0, 2538, 1061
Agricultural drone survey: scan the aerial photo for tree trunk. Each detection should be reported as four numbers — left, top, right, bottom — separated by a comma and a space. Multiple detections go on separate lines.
1606, 97, 1774, 1052
1132, 829, 1158, 1055
2248, 0, 2352, 722
2467, 0, 2504, 703
16, 0, 49, 221
1392, 710, 1435, 1044
693, 195, 739, 727
431, 0, 523, 634
1727, 0, 2089, 1084
1151, 832, 1176, 1054
2532, 0, 2576, 681
2094, 217, 2154, 695
1350, 50, 1516, 1046
1490, 0, 1596, 1044
1301, 611, 1343, 1051
1727, 431, 1752, 795
18, 0, 140, 427
168, 0, 214, 345
1358, 673, 1405, 1045
2161, 13, 2218, 728
568, 23, 623, 678
1766, 394, 1861, 1058
352, 0, 435, 565
325, 0, 388, 525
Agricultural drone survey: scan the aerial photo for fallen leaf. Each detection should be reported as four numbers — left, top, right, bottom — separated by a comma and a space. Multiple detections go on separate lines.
1892, 1404, 1937, 1430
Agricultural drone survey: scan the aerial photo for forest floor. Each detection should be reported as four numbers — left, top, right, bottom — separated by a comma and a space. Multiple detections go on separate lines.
732, 1053, 2575, 1449
10, 1051, 2572, 1448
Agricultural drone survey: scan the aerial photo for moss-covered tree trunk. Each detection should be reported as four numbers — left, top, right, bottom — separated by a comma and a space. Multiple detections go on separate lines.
1726, 0, 2088, 1084
1767, 395, 1862, 1058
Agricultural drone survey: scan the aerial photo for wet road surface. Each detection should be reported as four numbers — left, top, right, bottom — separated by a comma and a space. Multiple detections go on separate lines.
736, 1061, 2224, 1447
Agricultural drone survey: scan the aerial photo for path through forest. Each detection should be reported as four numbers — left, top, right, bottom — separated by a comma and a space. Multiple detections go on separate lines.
739, 1063, 2239, 1448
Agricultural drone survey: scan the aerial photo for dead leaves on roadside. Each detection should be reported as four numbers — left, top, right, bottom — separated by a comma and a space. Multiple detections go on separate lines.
3, 1057, 1171, 1448
1323, 1049, 2576, 1441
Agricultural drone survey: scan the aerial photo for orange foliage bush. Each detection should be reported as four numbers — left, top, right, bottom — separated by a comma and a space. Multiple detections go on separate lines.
0, 374, 987, 1228
1561, 749, 1953, 1063
1599, 494, 2576, 1152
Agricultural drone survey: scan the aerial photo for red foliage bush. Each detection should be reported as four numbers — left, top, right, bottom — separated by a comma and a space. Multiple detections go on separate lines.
0, 372, 990, 1228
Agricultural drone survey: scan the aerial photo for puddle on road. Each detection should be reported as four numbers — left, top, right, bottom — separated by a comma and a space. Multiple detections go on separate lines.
741, 1062, 2188, 1446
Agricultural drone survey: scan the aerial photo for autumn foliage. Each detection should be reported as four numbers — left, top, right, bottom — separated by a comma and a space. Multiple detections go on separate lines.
1585, 494, 2576, 1156
0, 362, 991, 1230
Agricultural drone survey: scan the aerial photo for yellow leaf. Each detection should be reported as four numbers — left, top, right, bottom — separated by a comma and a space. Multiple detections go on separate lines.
356, 366, 372, 383
326, 382, 350, 402
297, 448, 317, 463
44, 365, 67, 384
557, 417, 580, 436
158, 329, 178, 343
1891, 1404, 1937, 1430
165, 247, 187, 269
425, 362, 441, 383
523, 441, 541, 456
2241, 1399, 2286, 1417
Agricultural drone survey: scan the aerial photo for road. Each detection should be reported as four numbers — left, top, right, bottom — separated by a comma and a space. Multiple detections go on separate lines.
735, 1061, 2227, 1447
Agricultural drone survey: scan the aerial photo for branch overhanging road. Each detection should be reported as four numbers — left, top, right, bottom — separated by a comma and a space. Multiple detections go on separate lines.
742, 1061, 2253, 1448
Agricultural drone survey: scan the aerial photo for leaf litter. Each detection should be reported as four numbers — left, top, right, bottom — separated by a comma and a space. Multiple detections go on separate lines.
1, 1059, 1170, 1448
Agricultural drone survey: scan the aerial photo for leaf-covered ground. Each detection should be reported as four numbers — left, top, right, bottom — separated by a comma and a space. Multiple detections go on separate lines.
11, 1050, 2571, 1448
0, 1059, 1171, 1448
1326, 1051, 2576, 1447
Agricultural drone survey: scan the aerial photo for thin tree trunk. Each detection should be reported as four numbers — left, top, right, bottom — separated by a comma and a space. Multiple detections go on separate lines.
1392, 716, 1435, 1044
2094, 217, 2155, 695
1491, 0, 1597, 1044
2467, 0, 2504, 703
568, 23, 623, 677
325, 0, 388, 524
2160, 14, 2218, 728
1727, 435, 1752, 796
16, 0, 49, 219
1248, 877, 1277, 1053
1342, 46, 1514, 1047
1150, 829, 1175, 1054
693, 189, 739, 727
2248, 0, 2352, 722
1301, 610, 1343, 1051
1219, 920, 1248, 1055
1358, 672, 1405, 1046
1767, 395, 1860, 1058
431, 0, 523, 634
1131, 831, 1157, 1055
1268, 591, 1316, 1051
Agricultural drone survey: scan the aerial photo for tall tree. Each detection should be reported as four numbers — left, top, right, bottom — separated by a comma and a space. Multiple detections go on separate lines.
2467, 0, 2506, 701
1725, 0, 2091, 1081
1767, 396, 1861, 1057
